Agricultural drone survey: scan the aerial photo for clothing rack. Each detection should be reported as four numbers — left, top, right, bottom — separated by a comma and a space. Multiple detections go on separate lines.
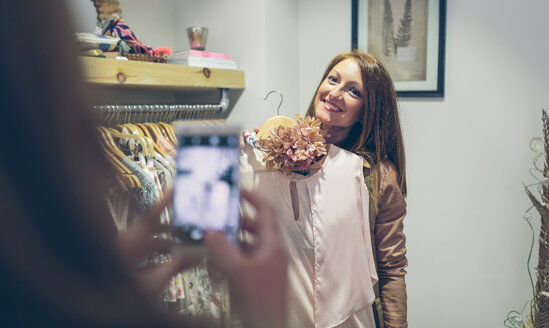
93, 88, 230, 125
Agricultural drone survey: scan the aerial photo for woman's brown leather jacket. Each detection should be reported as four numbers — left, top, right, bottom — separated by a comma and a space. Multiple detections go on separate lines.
365, 161, 408, 328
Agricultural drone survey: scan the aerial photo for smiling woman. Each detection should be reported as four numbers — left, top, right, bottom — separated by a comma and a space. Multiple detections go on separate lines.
306, 49, 408, 328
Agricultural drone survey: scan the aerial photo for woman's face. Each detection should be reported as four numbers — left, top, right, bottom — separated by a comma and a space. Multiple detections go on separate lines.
314, 58, 364, 140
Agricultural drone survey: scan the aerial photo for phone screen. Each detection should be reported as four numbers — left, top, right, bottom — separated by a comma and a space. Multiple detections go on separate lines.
172, 125, 240, 244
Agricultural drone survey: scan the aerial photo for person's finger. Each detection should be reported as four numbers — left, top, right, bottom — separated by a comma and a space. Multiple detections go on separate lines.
241, 190, 282, 248
136, 217, 171, 235
253, 128, 259, 133
241, 189, 264, 209
143, 237, 173, 255
170, 246, 207, 271
117, 193, 174, 263
243, 129, 251, 139
118, 232, 173, 264
204, 231, 241, 276
137, 249, 204, 297
240, 213, 259, 235
241, 190, 275, 230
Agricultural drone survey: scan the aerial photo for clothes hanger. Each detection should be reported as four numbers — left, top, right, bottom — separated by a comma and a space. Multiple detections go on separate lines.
144, 109, 163, 142
112, 124, 152, 157
155, 121, 177, 147
96, 126, 142, 189
97, 126, 127, 160
159, 122, 178, 147
256, 90, 296, 138
104, 150, 142, 189
133, 123, 149, 137
135, 122, 169, 159
108, 127, 153, 160
155, 121, 172, 143
144, 122, 162, 143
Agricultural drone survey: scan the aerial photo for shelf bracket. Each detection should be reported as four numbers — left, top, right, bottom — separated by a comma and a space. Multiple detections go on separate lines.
219, 88, 230, 113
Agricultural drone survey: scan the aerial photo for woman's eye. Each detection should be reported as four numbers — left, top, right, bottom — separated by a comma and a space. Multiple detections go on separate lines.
328, 75, 338, 83
350, 88, 361, 97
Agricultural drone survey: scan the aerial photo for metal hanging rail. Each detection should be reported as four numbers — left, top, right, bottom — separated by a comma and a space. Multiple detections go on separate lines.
92, 88, 230, 125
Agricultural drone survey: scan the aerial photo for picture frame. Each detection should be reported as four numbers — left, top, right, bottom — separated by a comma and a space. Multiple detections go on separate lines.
352, 0, 446, 97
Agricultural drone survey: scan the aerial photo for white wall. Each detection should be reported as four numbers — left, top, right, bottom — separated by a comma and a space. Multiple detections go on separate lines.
298, 0, 352, 112
68, 0, 549, 326
401, 0, 548, 326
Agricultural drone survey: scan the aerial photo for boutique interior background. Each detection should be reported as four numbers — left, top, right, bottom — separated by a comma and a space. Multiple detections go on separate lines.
68, 0, 549, 326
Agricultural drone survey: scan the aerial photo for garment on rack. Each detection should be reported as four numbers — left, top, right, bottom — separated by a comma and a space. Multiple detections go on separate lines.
240, 144, 378, 328
121, 157, 157, 216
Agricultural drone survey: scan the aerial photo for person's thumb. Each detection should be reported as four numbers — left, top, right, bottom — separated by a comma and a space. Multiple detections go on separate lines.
204, 231, 241, 277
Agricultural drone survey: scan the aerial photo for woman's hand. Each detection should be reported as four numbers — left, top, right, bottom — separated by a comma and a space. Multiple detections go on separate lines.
242, 128, 259, 140
205, 189, 288, 328
241, 128, 259, 150
115, 191, 205, 298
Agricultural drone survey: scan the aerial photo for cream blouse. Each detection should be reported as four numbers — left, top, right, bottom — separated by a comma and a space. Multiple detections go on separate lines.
240, 144, 378, 328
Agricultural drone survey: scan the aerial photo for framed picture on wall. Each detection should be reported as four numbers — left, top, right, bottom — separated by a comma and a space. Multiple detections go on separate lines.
351, 0, 447, 97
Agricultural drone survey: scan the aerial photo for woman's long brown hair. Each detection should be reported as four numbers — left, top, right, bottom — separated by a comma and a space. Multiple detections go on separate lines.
306, 50, 406, 207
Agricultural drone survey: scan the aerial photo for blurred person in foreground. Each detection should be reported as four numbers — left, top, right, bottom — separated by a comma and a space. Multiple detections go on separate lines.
0, 1, 287, 327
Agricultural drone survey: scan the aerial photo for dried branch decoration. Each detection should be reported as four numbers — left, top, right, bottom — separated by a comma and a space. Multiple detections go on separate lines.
257, 115, 327, 175
525, 109, 549, 327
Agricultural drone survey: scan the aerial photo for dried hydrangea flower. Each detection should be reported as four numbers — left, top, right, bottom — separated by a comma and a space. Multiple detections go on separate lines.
257, 115, 327, 175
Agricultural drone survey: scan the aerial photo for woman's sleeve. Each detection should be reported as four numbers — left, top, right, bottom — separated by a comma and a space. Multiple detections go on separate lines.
375, 163, 408, 328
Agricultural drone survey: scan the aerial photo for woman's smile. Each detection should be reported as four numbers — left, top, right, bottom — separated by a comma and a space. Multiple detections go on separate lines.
323, 99, 343, 113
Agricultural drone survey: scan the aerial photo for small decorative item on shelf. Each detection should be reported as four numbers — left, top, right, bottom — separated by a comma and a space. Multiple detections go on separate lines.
187, 27, 208, 50
92, 0, 172, 62
125, 53, 167, 63
256, 115, 327, 175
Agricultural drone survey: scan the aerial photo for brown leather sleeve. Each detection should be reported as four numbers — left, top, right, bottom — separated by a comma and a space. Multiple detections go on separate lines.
375, 162, 408, 328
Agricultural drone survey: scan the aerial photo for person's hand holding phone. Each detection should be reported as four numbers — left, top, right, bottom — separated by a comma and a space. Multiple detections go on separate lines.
115, 191, 205, 298
205, 189, 288, 328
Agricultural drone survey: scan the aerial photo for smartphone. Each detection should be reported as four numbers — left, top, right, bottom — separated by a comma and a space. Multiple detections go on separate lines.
172, 124, 241, 245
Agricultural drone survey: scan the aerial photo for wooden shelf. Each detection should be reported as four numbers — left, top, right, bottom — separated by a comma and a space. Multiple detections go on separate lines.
80, 56, 245, 91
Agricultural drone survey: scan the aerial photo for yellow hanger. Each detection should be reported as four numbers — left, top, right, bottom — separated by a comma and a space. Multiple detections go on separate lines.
156, 122, 172, 144
144, 122, 162, 142
104, 151, 142, 189
256, 116, 296, 138
256, 90, 296, 138
136, 123, 168, 159
96, 126, 142, 189
112, 124, 157, 159
160, 122, 178, 146
133, 123, 149, 137
108, 128, 153, 159
96, 126, 126, 160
